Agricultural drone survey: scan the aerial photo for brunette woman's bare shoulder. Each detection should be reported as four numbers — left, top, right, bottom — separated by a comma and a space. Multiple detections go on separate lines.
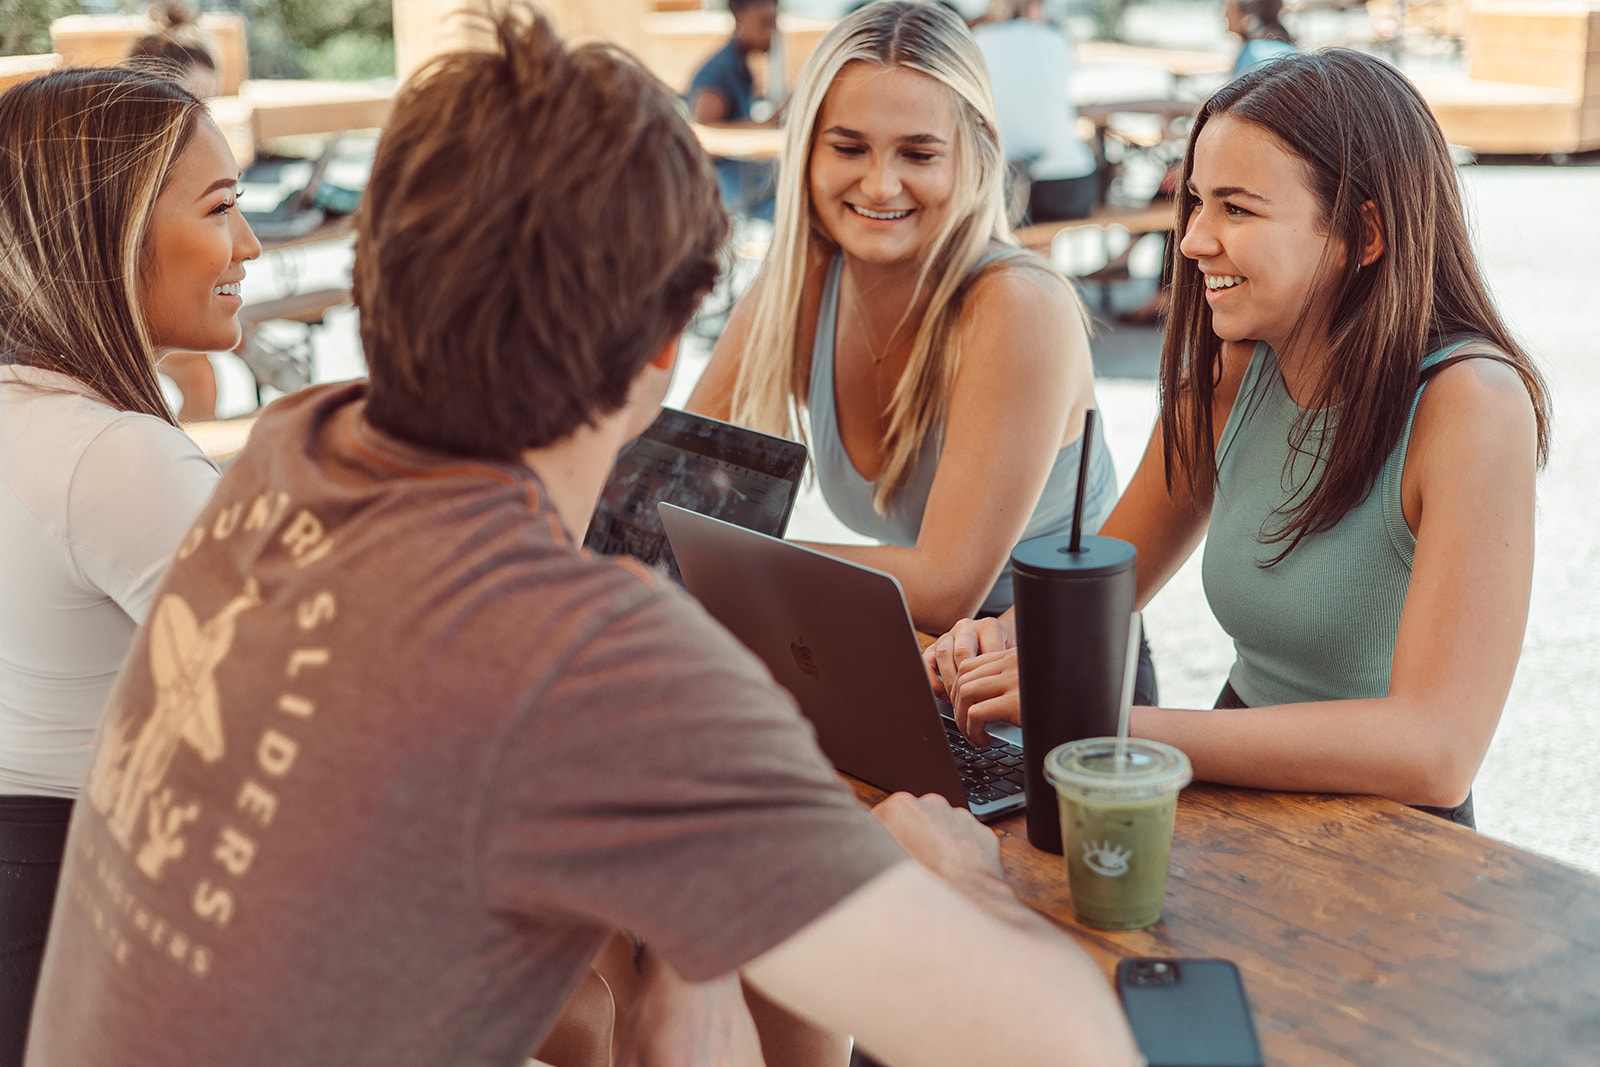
1413, 345, 1536, 446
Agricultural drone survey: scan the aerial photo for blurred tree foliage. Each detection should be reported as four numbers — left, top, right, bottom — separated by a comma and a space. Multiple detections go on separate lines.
0, 0, 79, 55
239, 0, 394, 80
1, 0, 395, 78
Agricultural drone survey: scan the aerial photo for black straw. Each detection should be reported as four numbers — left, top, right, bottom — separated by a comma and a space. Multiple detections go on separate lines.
1068, 409, 1096, 554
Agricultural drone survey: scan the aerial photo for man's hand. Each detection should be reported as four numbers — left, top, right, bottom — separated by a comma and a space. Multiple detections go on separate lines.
923, 613, 1016, 699
613, 955, 764, 1067
952, 648, 1022, 746
871, 792, 1003, 888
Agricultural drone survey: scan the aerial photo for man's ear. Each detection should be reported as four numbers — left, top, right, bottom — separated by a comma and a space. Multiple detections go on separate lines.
649, 334, 681, 372
1358, 200, 1385, 268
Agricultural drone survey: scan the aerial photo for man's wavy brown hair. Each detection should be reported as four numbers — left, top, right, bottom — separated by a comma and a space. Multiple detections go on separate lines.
355, 6, 727, 457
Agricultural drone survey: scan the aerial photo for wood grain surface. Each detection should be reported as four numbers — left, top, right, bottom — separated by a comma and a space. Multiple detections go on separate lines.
848, 777, 1600, 1065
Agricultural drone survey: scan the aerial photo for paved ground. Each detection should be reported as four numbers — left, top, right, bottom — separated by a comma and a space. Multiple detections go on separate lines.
217, 22, 1600, 875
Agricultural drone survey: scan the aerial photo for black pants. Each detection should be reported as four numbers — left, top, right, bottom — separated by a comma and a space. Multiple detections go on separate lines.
1214, 683, 1475, 828
0, 796, 71, 1067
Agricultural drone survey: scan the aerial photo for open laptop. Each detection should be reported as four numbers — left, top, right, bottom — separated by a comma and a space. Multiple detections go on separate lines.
584, 408, 807, 582
659, 503, 1026, 821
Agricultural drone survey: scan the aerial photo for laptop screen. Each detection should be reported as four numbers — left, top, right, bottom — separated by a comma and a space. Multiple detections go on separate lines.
583, 407, 807, 581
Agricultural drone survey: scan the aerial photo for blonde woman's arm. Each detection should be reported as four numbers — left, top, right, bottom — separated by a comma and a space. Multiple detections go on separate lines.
933, 341, 1253, 738
796, 269, 1088, 633
686, 250, 825, 425
684, 280, 761, 424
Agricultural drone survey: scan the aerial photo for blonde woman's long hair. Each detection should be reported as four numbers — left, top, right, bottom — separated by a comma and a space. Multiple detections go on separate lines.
731, 0, 1080, 513
0, 67, 204, 423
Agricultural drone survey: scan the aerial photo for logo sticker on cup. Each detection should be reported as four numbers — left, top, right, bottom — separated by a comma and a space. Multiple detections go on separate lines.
1083, 839, 1132, 878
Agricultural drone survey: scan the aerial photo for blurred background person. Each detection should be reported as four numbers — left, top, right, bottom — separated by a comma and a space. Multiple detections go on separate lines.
974, 0, 1099, 224
1225, 0, 1297, 77
690, 0, 783, 220
125, 1, 218, 99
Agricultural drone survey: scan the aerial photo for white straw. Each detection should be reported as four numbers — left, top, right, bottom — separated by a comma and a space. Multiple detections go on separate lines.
1114, 612, 1142, 770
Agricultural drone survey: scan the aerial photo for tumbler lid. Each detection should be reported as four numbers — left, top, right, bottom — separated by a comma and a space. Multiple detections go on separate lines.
1011, 533, 1135, 580
1043, 738, 1193, 804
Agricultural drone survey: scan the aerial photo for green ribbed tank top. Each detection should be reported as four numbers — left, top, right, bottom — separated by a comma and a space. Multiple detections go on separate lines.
1201, 338, 1476, 707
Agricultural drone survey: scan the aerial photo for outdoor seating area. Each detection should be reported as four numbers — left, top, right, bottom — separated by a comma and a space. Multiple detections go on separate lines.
0, 2, 1596, 1067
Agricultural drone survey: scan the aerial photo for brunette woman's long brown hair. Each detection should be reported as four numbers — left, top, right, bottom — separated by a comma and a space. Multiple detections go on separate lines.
1160, 49, 1551, 564
0, 67, 204, 424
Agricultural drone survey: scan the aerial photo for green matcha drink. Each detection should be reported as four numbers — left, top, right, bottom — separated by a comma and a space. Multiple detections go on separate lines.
1044, 738, 1192, 930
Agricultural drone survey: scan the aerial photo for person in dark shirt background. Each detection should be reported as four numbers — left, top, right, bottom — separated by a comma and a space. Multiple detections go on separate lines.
689, 0, 781, 220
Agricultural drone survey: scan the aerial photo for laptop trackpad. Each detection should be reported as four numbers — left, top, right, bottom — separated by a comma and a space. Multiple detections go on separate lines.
934, 696, 1024, 749
985, 723, 1023, 748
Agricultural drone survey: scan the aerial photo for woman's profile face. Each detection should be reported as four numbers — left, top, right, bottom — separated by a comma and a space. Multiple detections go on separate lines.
807, 61, 959, 270
139, 118, 261, 355
1178, 114, 1346, 353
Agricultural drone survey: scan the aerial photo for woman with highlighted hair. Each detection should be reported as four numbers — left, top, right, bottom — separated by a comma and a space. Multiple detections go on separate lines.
690, 0, 1157, 704
0, 65, 257, 1063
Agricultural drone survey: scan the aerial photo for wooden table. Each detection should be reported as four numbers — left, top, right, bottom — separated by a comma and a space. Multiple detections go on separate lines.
1074, 97, 1197, 210
0, 53, 61, 94
1077, 42, 1232, 84
691, 123, 786, 162
182, 415, 258, 464
848, 776, 1600, 1065
642, 11, 833, 96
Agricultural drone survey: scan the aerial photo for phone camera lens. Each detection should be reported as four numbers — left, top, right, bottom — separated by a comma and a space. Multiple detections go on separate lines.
1132, 960, 1179, 986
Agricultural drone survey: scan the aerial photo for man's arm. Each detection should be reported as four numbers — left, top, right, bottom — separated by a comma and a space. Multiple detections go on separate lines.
743, 794, 1141, 1067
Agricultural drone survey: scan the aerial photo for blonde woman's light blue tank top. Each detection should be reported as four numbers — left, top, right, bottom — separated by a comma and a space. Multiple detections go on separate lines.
806, 252, 1119, 615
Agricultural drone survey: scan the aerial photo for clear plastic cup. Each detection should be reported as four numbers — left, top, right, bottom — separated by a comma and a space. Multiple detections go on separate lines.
1043, 738, 1193, 930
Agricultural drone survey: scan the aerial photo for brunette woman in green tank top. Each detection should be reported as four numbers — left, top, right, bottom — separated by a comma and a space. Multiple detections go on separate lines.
928, 50, 1551, 827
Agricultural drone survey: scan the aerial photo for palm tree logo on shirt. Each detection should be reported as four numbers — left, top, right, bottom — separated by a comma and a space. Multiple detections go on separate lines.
88, 579, 261, 880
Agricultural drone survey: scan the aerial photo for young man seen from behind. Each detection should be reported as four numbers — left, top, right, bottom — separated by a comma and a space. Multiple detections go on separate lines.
26, 11, 1139, 1067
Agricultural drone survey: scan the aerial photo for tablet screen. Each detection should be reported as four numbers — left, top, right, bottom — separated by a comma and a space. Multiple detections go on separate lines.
583, 408, 807, 581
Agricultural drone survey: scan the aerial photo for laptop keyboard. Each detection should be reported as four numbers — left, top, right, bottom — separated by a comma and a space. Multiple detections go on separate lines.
942, 719, 1025, 805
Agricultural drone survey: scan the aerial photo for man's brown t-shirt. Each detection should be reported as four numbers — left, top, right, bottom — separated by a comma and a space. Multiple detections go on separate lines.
27, 383, 904, 1067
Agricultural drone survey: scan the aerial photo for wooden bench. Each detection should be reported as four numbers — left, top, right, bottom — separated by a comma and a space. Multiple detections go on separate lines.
182, 415, 258, 464
0, 53, 61, 94
1414, 1, 1600, 155
235, 287, 352, 400
1015, 200, 1176, 255
239, 287, 352, 329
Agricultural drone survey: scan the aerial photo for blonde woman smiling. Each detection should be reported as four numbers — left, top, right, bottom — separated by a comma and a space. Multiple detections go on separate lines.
689, 0, 1156, 702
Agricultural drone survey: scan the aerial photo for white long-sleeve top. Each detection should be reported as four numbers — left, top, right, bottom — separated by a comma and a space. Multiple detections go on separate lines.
0, 365, 218, 797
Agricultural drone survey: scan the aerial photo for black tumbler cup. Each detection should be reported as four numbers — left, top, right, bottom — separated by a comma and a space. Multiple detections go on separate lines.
1011, 533, 1137, 853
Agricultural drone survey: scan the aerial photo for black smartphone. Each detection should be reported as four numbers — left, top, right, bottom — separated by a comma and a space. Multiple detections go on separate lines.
1115, 958, 1264, 1067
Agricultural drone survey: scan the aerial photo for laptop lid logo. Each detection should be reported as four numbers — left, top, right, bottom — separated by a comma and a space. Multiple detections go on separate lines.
789, 640, 820, 679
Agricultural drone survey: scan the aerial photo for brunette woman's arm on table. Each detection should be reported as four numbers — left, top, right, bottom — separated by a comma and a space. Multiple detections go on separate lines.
796, 270, 1091, 634
930, 342, 1254, 708
1131, 357, 1538, 808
